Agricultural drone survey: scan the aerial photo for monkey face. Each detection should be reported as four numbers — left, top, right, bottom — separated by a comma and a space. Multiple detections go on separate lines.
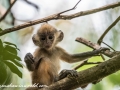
32, 33, 55, 50
40, 33, 54, 49
32, 23, 64, 50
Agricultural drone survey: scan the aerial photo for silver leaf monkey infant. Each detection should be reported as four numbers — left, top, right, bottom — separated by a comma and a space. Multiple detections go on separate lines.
24, 23, 108, 90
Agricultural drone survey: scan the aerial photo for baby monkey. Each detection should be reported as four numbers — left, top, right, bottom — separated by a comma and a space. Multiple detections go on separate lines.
24, 23, 108, 90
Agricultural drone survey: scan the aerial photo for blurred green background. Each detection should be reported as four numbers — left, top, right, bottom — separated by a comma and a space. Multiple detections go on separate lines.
0, 0, 120, 90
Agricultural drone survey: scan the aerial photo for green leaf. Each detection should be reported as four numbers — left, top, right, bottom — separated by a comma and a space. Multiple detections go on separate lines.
0, 39, 3, 47
4, 42, 20, 51
3, 50, 21, 61
4, 61, 22, 78
5, 59, 23, 68
0, 39, 3, 54
4, 45, 17, 55
0, 28, 3, 32
0, 61, 8, 85
0, 55, 3, 61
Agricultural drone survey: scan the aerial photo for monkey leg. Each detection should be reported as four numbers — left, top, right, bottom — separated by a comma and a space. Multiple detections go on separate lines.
32, 57, 58, 86
58, 69, 78, 80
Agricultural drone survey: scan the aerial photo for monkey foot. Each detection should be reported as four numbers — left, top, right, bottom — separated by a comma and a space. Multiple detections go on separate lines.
58, 69, 78, 80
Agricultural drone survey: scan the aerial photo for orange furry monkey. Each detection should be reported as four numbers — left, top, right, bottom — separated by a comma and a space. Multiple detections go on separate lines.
24, 23, 108, 90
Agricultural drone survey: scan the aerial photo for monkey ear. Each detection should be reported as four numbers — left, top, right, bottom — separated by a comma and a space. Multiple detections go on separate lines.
58, 30, 64, 42
32, 34, 39, 46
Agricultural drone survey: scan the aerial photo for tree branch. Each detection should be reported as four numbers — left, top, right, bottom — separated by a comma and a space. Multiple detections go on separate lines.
0, 1, 120, 36
97, 16, 120, 45
40, 53, 120, 90
75, 37, 118, 58
0, 0, 16, 22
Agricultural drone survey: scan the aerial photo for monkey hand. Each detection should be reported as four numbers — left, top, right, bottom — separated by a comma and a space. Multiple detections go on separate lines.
58, 69, 78, 80
24, 53, 34, 64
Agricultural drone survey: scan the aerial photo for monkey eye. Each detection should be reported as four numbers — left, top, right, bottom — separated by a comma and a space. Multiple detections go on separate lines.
41, 37, 45, 40
49, 36, 53, 39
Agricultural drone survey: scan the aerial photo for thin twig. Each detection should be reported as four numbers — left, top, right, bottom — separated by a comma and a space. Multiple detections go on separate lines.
74, 60, 102, 70
74, 60, 87, 70
102, 41, 116, 51
97, 16, 120, 45
0, 0, 17, 22
58, 0, 81, 15
100, 53, 105, 61
0, 1, 120, 36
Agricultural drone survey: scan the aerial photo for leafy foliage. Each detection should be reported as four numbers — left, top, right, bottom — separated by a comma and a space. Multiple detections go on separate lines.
0, 39, 23, 85
0, 28, 3, 32
4, 61, 22, 78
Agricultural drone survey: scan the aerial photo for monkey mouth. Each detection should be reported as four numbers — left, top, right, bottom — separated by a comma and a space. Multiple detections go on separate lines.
45, 45, 51, 49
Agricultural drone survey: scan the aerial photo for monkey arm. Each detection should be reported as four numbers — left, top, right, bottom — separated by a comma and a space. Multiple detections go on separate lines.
60, 47, 108, 63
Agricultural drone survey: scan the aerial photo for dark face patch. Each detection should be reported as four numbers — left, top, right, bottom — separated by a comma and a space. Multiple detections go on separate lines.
39, 32, 54, 49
